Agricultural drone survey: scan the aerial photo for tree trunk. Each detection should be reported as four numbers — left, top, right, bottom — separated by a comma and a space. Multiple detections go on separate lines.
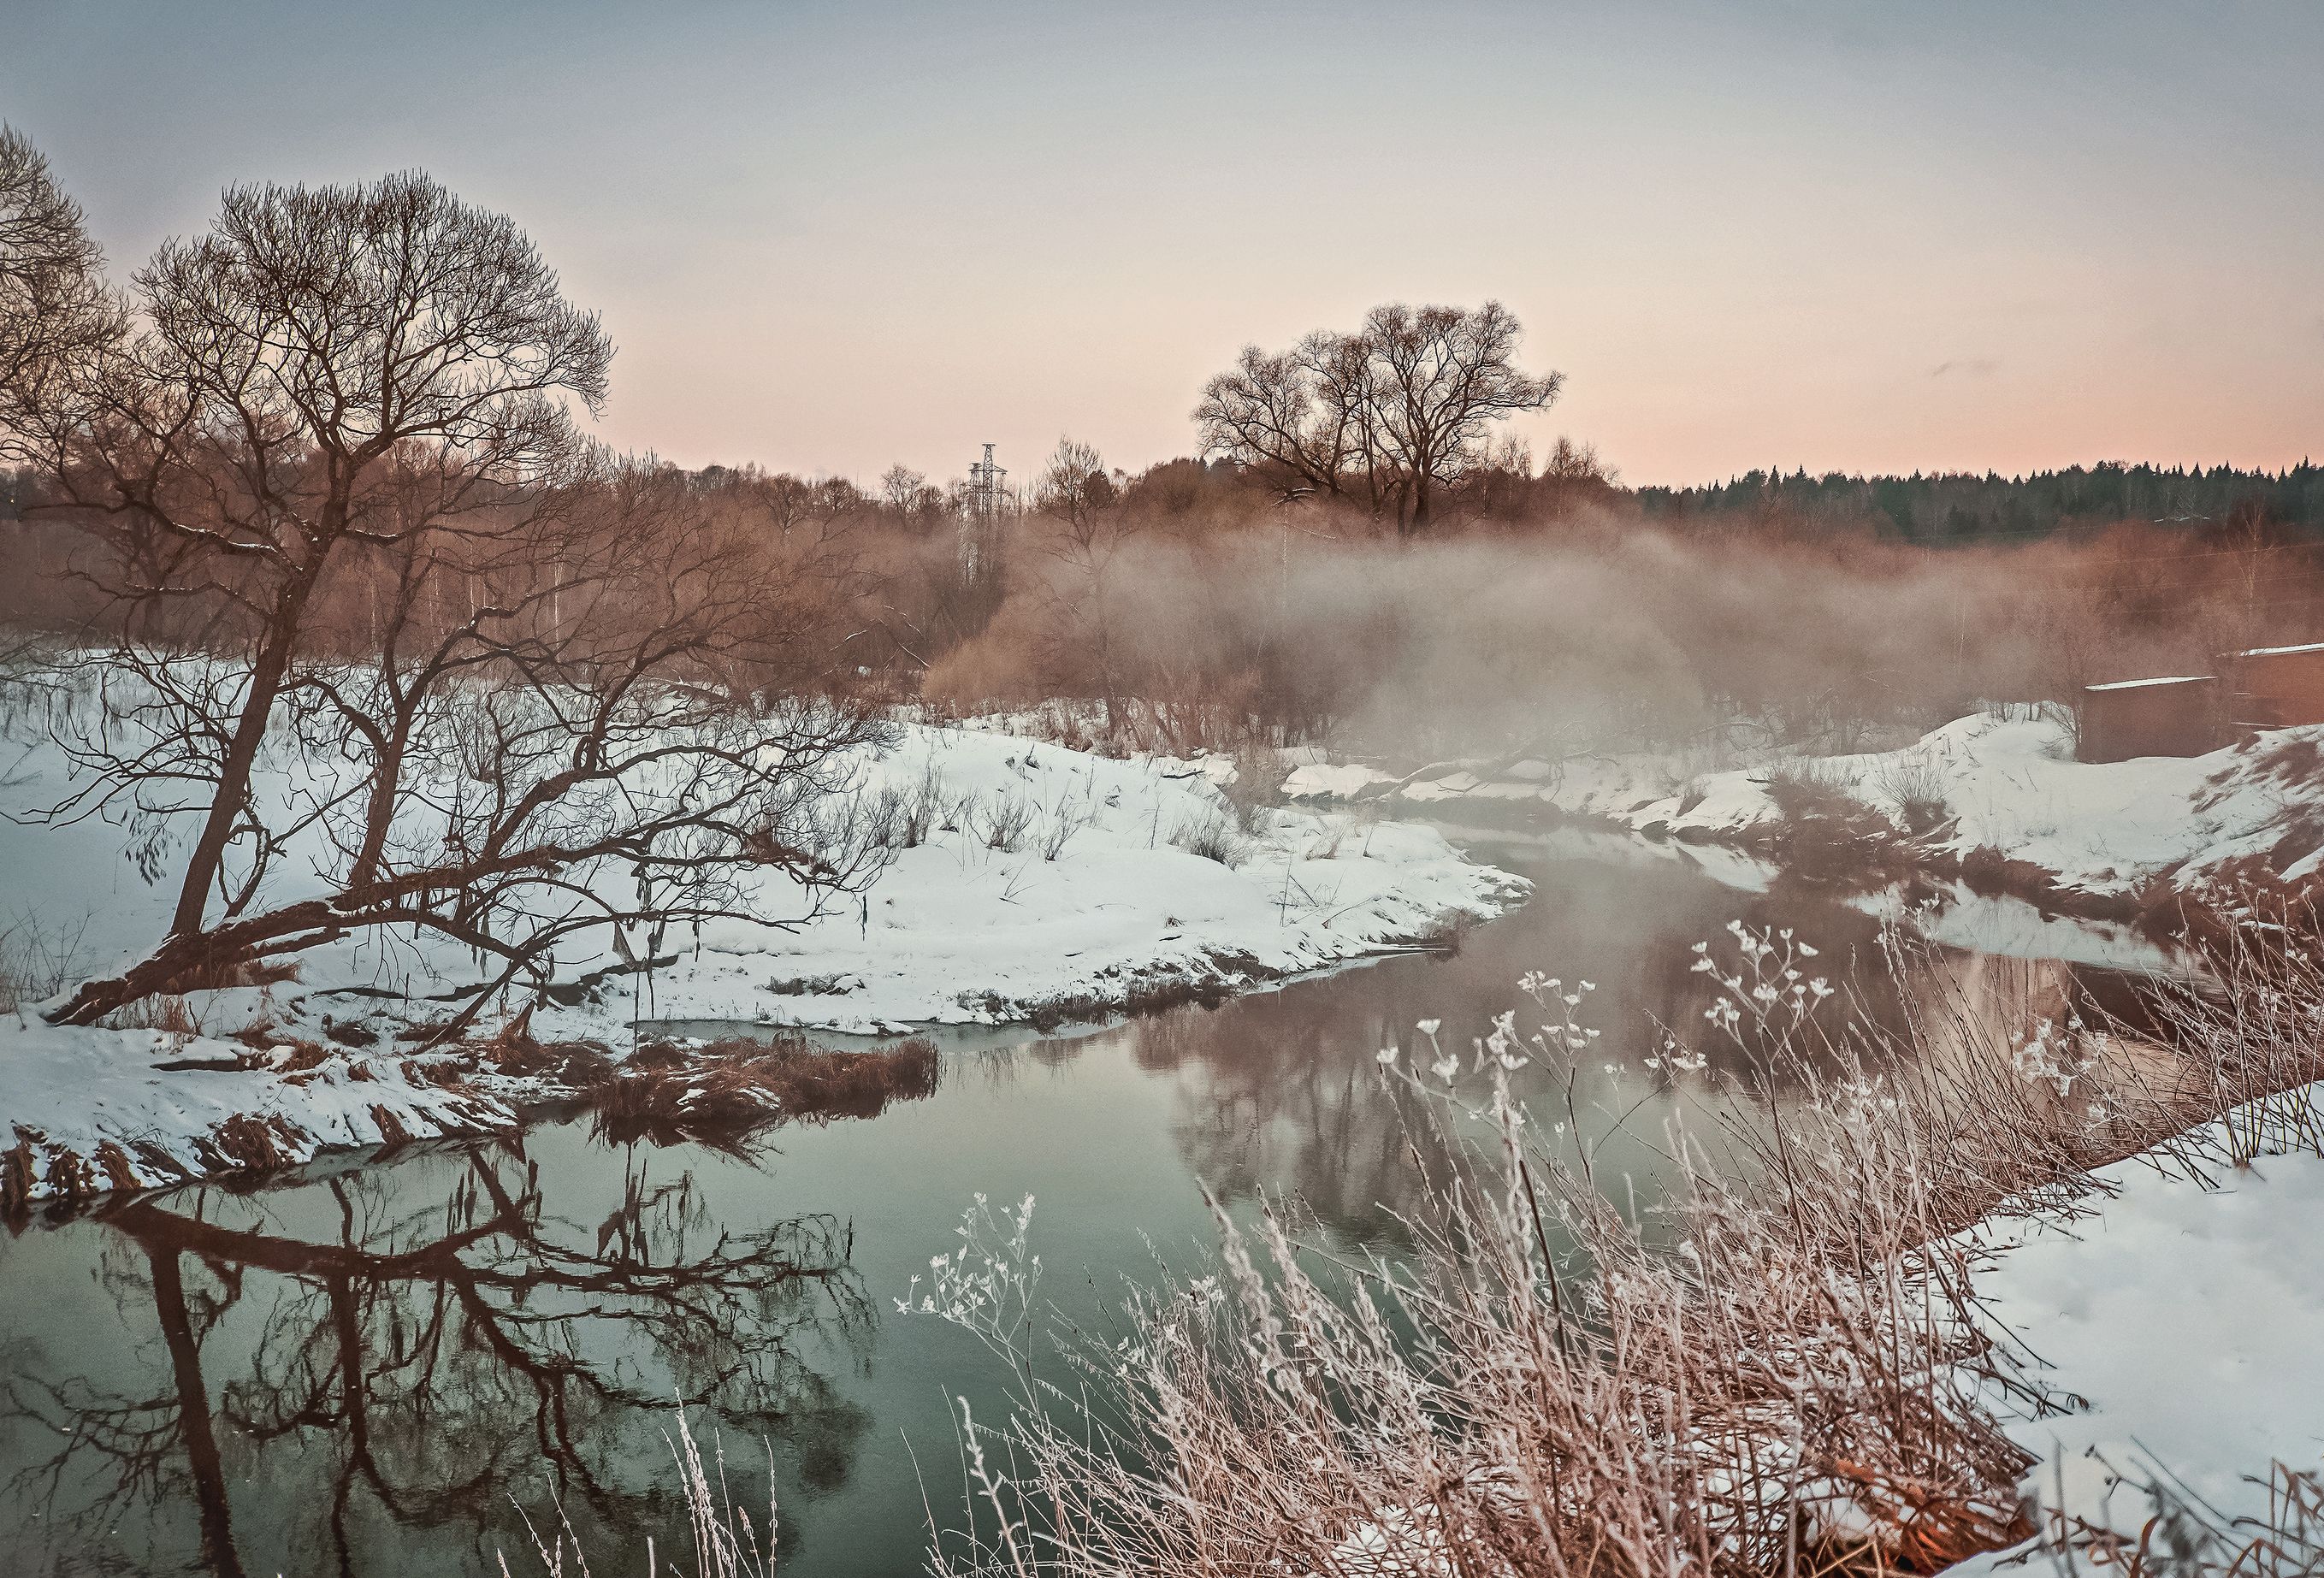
168, 568, 323, 937
46, 898, 341, 1025
149, 1244, 251, 1578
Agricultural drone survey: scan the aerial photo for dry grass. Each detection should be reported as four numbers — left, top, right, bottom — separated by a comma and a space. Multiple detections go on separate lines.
1170, 806, 1249, 866
921, 925, 2324, 1578
2030, 1457, 2324, 1578
1758, 765, 1906, 883
1872, 753, 1950, 836
0, 910, 84, 1019
588, 1033, 940, 1149
106, 991, 204, 1035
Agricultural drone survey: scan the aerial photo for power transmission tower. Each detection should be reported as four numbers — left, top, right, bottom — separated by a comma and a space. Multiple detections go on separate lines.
962, 441, 1006, 580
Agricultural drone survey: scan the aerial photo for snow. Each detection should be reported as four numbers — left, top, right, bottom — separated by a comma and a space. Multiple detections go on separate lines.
2083, 675, 2214, 691
0, 1016, 512, 1203
1848, 883, 2192, 977
1283, 761, 1399, 801
0, 718, 1525, 1198
1954, 1098, 2324, 1569
566, 727, 1527, 1036
1291, 710, 2324, 908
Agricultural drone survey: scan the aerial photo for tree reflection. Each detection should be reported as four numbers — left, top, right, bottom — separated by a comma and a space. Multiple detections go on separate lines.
1117, 854, 1914, 1244
9, 1140, 869, 1577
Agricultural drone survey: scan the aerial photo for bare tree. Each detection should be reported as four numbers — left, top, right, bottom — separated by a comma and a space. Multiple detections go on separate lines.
1355, 301, 1563, 533
1032, 437, 1138, 739
0, 165, 887, 1030
1194, 301, 1562, 535
1192, 334, 1375, 504
880, 460, 933, 528
0, 125, 116, 443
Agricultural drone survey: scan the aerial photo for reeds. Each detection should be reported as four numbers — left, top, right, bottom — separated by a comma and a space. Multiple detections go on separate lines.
0, 908, 85, 1019
921, 923, 2324, 1578
588, 1033, 940, 1149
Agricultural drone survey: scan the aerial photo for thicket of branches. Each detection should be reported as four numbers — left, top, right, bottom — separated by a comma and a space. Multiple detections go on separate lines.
0, 133, 885, 1031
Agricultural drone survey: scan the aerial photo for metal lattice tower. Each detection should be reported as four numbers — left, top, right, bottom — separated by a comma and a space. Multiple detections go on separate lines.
962, 442, 1006, 578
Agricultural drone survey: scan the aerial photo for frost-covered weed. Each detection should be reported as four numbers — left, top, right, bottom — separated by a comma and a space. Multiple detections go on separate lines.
896, 1191, 1043, 1368
1689, 919, 1831, 1043
923, 918, 2324, 1578
502, 1408, 779, 1578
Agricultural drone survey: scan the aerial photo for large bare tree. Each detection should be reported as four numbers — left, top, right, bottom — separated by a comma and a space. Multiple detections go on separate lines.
1194, 300, 1562, 535
0, 125, 115, 459
0, 156, 886, 1030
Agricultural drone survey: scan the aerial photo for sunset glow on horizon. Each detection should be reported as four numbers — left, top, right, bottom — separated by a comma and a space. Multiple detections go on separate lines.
6, 0, 2318, 488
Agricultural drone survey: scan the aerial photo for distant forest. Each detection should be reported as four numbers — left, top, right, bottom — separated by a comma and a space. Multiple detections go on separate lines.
12, 455, 2321, 549
1637, 461, 2324, 543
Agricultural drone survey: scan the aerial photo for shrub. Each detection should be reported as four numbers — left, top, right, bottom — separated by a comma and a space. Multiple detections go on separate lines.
1873, 752, 1950, 834
1169, 807, 1247, 866
589, 1034, 939, 1149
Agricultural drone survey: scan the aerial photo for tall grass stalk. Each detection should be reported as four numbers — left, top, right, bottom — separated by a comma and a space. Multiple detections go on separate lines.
920, 922, 2324, 1578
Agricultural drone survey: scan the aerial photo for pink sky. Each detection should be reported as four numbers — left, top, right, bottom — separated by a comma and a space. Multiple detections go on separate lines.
7, 1, 2320, 488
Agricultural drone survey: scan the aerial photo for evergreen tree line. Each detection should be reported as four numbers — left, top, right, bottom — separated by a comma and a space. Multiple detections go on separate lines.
1636, 460, 2324, 543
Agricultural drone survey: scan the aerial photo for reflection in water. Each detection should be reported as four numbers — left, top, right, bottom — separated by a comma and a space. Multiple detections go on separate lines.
0, 836, 2192, 1577
5, 1142, 868, 1576
1056, 849, 1931, 1243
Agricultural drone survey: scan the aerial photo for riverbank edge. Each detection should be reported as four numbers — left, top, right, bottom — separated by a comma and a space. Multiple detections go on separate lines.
1290, 713, 2324, 949
0, 913, 1505, 1221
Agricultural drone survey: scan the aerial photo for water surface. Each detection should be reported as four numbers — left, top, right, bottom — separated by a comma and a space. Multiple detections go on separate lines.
0, 832, 2175, 1577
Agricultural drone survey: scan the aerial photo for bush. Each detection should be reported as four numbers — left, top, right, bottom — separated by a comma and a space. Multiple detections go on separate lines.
589, 1034, 939, 1149
1169, 807, 1247, 866
1873, 752, 1950, 834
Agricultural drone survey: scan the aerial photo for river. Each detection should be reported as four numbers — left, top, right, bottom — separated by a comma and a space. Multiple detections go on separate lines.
0, 828, 2184, 1578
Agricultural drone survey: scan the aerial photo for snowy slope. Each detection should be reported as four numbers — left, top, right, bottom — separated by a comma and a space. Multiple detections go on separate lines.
540, 726, 1529, 1036
0, 1019, 511, 1205
1955, 1098, 2324, 1568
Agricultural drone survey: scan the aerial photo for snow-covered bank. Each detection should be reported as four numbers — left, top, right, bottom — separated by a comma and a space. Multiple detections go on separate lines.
529, 725, 1527, 1036
1955, 1095, 2324, 1571
1291, 710, 2324, 920
0, 1019, 513, 1208
0, 722, 1523, 1205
